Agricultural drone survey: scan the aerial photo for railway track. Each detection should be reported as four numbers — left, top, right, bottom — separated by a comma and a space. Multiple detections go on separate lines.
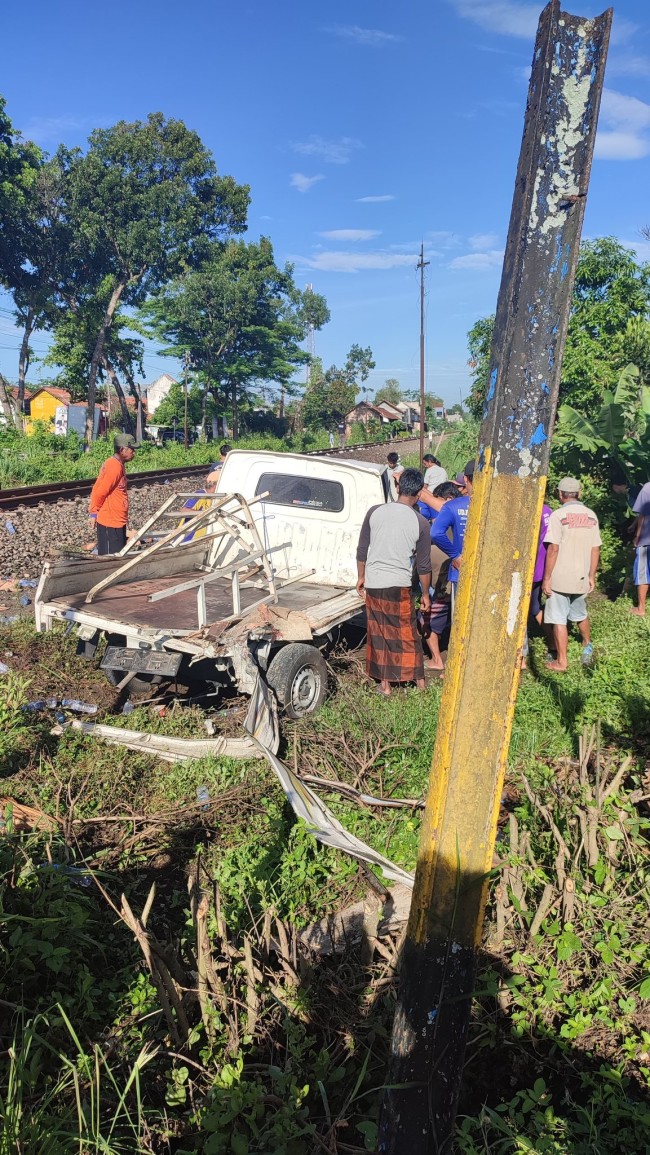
0, 436, 419, 512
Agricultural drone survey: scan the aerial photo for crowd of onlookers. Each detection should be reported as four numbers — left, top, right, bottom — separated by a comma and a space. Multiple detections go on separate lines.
357, 449, 650, 695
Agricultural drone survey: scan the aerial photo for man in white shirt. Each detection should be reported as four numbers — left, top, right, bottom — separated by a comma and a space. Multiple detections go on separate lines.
543, 477, 601, 671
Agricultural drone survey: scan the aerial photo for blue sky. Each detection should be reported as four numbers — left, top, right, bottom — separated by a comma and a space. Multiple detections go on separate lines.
1, 0, 650, 406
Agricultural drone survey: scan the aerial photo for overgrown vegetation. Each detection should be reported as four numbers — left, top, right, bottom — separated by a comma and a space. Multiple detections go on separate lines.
1, 598, 648, 1152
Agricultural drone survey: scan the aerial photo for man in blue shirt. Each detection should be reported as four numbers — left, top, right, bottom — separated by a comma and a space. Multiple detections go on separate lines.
429, 460, 474, 611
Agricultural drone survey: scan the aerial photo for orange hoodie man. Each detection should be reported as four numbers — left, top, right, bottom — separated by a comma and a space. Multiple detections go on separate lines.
89, 433, 138, 555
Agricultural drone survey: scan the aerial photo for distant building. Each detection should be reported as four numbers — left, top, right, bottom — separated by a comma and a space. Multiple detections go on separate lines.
345, 401, 391, 436
375, 401, 403, 423
144, 373, 178, 417
26, 388, 101, 438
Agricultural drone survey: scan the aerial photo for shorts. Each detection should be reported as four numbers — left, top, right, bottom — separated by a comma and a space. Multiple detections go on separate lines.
543, 591, 588, 626
634, 545, 650, 586
529, 581, 543, 619
97, 523, 127, 556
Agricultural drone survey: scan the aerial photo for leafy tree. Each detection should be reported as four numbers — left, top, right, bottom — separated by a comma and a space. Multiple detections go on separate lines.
141, 238, 328, 438
466, 315, 495, 419
44, 295, 145, 431
66, 113, 249, 443
466, 238, 650, 420
375, 377, 402, 405
150, 379, 204, 428
302, 344, 375, 429
0, 97, 42, 291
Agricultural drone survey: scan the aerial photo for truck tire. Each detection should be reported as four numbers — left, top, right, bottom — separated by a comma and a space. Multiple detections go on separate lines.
266, 644, 328, 719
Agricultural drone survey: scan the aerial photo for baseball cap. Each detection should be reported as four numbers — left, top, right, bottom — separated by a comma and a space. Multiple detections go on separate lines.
454, 473, 466, 486
464, 459, 476, 479
114, 433, 139, 450
559, 476, 581, 494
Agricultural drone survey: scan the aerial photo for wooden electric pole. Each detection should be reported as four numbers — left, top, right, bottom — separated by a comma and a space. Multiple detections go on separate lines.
417, 243, 429, 464
379, 3, 612, 1152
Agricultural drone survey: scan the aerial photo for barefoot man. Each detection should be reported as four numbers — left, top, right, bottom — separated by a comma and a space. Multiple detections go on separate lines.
631, 479, 650, 616
356, 468, 431, 697
543, 478, 601, 671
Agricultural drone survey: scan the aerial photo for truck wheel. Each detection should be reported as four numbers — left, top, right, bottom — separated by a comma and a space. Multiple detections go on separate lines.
266, 644, 328, 719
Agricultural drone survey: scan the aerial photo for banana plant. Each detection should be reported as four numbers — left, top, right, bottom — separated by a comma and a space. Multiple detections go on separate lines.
554, 364, 650, 481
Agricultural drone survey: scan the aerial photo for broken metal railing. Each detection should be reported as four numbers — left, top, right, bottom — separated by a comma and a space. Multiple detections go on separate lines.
85, 491, 273, 606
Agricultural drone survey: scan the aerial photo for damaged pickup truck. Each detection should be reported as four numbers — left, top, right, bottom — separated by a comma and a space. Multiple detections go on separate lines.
35, 451, 392, 717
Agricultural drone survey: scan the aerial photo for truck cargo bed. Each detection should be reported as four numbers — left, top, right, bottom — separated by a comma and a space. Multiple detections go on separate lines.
49, 573, 350, 634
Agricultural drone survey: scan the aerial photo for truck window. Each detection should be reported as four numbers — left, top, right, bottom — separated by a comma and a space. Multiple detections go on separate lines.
255, 472, 344, 513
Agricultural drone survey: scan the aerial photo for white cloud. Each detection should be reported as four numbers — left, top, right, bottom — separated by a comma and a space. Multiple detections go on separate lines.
450, 249, 504, 270
290, 172, 325, 193
292, 135, 363, 165
448, 1, 539, 38
607, 53, 650, 79
291, 250, 418, 273
469, 232, 500, 250
319, 229, 381, 241
621, 237, 650, 263
596, 89, 650, 160
328, 25, 403, 46
356, 194, 395, 203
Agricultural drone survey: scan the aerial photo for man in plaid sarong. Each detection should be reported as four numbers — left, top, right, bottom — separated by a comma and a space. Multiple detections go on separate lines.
356, 469, 432, 696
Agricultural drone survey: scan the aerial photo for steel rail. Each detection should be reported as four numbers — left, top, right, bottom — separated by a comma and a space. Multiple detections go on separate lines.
0, 435, 419, 511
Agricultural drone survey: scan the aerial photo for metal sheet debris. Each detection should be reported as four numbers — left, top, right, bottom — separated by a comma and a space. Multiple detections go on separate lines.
248, 733, 415, 889
56, 719, 266, 761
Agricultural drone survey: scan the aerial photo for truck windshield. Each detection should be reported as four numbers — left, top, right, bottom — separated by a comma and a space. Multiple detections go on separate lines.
255, 472, 344, 513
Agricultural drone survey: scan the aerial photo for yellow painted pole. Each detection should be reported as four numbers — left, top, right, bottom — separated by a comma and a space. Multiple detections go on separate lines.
379, 4, 612, 1152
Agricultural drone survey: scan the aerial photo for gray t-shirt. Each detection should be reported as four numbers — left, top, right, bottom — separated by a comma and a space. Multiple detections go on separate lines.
357, 503, 431, 589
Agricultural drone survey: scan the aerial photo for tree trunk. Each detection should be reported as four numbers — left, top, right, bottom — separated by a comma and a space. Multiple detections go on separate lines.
201, 380, 209, 440
103, 358, 134, 433
85, 281, 125, 447
279, 383, 285, 420
121, 365, 144, 441
17, 307, 35, 418
231, 381, 239, 440
0, 374, 19, 429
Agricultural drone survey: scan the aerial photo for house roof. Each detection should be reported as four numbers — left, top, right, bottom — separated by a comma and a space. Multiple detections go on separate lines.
29, 386, 72, 404
376, 401, 402, 418
347, 401, 387, 421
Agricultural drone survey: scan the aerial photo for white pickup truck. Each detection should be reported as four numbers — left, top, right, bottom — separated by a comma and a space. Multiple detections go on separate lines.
35, 450, 392, 717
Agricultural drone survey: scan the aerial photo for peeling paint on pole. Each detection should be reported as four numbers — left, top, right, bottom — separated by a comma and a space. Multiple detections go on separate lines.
378, 4, 612, 1153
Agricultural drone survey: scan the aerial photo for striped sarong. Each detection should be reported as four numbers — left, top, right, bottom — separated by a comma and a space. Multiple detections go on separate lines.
365, 586, 424, 685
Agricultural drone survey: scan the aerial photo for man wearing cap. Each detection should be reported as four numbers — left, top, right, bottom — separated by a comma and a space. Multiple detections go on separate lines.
89, 433, 139, 555
542, 478, 601, 671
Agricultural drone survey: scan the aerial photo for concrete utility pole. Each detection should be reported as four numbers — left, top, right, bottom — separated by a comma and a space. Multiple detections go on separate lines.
379, 3, 612, 1152
417, 243, 430, 465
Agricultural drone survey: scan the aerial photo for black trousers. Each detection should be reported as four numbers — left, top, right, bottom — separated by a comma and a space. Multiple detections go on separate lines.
97, 524, 127, 556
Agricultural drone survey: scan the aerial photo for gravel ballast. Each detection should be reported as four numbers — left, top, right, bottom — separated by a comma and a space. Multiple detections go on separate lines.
0, 441, 422, 580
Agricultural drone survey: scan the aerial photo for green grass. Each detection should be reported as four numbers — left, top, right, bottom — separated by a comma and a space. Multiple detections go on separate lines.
0, 591, 649, 1153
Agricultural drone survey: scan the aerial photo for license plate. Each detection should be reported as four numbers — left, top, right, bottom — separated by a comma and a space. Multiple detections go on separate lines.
100, 647, 182, 677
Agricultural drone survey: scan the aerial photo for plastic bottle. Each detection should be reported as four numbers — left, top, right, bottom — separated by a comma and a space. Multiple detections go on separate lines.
23, 698, 58, 712
122, 700, 135, 715
196, 785, 210, 811
55, 711, 66, 724
5, 521, 16, 535
0, 662, 9, 674
61, 699, 98, 715
18, 579, 37, 588
19, 595, 30, 607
